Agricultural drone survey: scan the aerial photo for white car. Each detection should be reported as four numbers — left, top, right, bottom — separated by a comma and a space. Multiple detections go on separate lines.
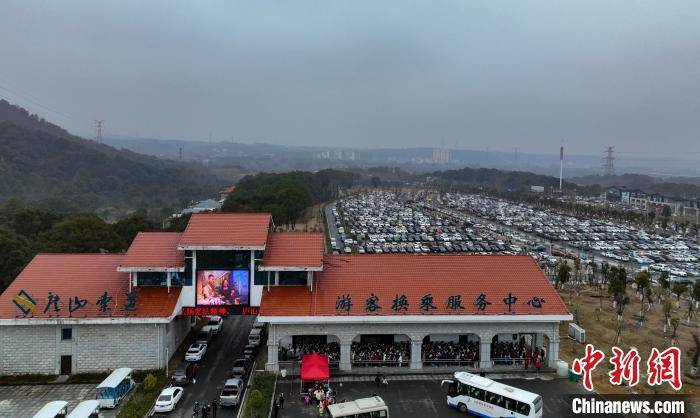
206, 316, 224, 334
185, 343, 207, 362
154, 386, 184, 412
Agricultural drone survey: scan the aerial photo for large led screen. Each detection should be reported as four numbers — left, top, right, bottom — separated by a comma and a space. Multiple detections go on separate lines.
196, 270, 250, 306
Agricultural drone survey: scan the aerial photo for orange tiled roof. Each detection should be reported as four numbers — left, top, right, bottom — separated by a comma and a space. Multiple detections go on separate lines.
178, 213, 271, 249
119, 232, 185, 271
261, 232, 324, 270
0, 254, 180, 319
259, 254, 569, 317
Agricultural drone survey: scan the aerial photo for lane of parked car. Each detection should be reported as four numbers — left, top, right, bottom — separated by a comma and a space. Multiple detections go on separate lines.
152, 315, 258, 417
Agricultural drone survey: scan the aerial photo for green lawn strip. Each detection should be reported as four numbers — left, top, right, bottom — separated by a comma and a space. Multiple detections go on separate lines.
242, 372, 276, 418
117, 369, 167, 418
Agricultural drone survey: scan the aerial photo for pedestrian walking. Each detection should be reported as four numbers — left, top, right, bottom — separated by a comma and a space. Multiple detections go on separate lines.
381, 376, 388, 389
211, 399, 218, 418
273, 400, 279, 418
278, 392, 285, 409
374, 373, 381, 386
201, 404, 208, 418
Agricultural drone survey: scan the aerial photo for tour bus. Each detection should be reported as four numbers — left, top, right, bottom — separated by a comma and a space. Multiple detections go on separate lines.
66, 400, 101, 418
95, 368, 135, 409
441, 372, 542, 418
32, 400, 69, 418
327, 396, 389, 418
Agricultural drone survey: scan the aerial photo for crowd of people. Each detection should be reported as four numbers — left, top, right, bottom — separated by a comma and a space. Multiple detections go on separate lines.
278, 342, 341, 363
422, 341, 479, 367
490, 340, 547, 368
351, 341, 410, 366
302, 380, 341, 416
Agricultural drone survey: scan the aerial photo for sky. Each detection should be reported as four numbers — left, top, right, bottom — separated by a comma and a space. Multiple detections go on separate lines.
1, 1, 699, 156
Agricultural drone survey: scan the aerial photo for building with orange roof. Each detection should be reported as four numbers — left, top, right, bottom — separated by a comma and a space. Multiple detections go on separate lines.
0, 212, 571, 376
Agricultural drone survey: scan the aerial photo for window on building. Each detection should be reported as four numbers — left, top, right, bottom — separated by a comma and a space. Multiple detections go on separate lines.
254, 269, 270, 286
61, 328, 72, 340
278, 271, 308, 286
137, 271, 167, 286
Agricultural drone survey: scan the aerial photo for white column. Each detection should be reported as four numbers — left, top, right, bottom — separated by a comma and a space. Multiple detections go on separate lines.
340, 342, 352, 371
266, 341, 279, 372
410, 339, 422, 370
479, 340, 492, 369
547, 336, 560, 368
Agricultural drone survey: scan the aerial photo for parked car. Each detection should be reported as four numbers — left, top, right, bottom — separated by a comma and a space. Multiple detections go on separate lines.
172, 362, 198, 385
154, 386, 184, 412
196, 327, 215, 345
185, 343, 207, 362
247, 328, 262, 347
219, 377, 244, 407
206, 316, 224, 334
231, 358, 250, 379
243, 344, 256, 360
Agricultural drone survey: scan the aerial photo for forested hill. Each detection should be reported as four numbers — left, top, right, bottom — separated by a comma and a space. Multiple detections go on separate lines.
430, 167, 601, 195
0, 106, 222, 217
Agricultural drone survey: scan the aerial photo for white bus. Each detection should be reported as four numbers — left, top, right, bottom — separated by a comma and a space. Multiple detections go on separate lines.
95, 368, 134, 409
327, 396, 389, 418
441, 372, 542, 418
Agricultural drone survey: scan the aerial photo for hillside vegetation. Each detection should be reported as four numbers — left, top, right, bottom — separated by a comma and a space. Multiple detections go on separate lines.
0, 101, 222, 217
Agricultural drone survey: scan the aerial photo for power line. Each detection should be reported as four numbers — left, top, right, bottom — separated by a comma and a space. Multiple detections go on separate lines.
0, 81, 75, 121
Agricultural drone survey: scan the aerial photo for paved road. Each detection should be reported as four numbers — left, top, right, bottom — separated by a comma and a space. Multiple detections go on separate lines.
155, 315, 255, 418
324, 202, 344, 252
276, 375, 622, 418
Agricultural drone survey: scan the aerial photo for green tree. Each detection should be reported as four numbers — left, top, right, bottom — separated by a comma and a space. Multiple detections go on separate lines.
693, 280, 700, 308
634, 270, 651, 325
556, 262, 571, 290
659, 271, 671, 296
246, 389, 264, 418
672, 284, 687, 306
112, 215, 157, 248
40, 214, 122, 253
0, 226, 34, 291
0, 199, 64, 238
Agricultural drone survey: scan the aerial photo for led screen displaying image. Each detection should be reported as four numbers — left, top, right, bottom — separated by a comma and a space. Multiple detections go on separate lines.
196, 270, 250, 306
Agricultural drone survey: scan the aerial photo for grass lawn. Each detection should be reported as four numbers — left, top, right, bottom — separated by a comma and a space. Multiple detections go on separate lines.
557, 284, 699, 399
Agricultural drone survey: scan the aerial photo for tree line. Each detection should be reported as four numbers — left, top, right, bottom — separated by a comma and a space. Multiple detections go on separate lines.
0, 200, 175, 292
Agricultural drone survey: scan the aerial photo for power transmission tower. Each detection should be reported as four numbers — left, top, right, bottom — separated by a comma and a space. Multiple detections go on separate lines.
94, 120, 104, 144
602, 146, 615, 176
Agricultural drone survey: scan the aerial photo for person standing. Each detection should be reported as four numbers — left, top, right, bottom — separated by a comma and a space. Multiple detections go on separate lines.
278, 392, 285, 409
211, 399, 218, 418
273, 400, 279, 418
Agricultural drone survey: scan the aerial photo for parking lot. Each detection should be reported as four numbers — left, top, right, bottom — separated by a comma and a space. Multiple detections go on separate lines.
327, 191, 699, 286
327, 191, 517, 256
275, 375, 614, 418
0, 384, 115, 418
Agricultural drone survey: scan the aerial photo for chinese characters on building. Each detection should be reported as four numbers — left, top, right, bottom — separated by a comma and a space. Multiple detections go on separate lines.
12, 289, 137, 317
333, 292, 547, 314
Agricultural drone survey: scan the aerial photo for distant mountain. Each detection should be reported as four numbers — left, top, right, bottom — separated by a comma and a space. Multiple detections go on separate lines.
0, 100, 222, 217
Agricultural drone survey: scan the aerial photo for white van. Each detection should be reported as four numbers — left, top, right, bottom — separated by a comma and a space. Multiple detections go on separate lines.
248, 328, 262, 347
327, 397, 389, 418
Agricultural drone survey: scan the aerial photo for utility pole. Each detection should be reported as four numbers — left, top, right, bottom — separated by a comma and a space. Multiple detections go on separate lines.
94, 120, 104, 144
559, 145, 564, 192
602, 146, 615, 176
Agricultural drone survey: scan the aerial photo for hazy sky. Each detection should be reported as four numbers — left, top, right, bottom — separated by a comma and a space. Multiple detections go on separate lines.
1, 1, 699, 155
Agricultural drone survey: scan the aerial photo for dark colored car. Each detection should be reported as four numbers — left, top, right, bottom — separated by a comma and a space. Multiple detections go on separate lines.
231, 358, 250, 378
172, 362, 198, 385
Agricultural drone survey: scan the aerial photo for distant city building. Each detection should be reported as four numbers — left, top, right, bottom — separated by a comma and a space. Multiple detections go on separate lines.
530, 185, 545, 193
432, 148, 450, 164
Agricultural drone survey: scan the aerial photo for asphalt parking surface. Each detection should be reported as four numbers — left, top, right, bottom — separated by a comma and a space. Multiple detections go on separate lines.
274, 375, 621, 418
154, 315, 255, 418
0, 384, 112, 418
